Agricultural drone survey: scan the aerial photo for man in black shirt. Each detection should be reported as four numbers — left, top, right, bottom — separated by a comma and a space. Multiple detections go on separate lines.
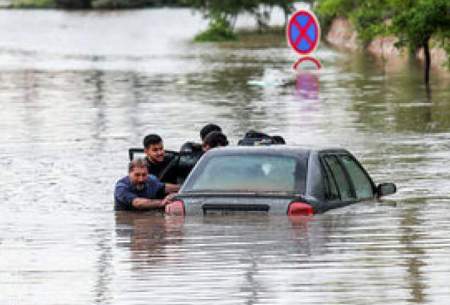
143, 134, 179, 184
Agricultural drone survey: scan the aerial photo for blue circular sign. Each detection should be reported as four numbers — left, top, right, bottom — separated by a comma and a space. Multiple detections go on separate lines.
287, 10, 320, 55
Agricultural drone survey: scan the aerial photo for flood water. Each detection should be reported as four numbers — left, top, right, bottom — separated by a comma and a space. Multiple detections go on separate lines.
1, 8, 450, 305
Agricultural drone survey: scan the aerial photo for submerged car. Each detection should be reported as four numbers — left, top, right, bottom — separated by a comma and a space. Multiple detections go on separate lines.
165, 146, 396, 216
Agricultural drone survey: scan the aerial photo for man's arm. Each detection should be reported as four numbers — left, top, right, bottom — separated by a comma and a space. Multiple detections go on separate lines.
115, 182, 138, 210
131, 198, 165, 210
165, 183, 180, 194
115, 181, 164, 211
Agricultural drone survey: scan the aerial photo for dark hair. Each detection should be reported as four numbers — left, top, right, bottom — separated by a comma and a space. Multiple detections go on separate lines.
128, 158, 149, 173
143, 134, 162, 149
200, 124, 222, 140
203, 131, 228, 149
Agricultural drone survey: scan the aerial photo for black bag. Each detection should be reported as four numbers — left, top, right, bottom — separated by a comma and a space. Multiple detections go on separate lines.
238, 130, 285, 146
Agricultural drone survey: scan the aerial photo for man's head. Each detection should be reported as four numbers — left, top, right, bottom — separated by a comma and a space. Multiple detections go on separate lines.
202, 131, 229, 152
143, 134, 165, 163
200, 123, 222, 141
128, 159, 149, 190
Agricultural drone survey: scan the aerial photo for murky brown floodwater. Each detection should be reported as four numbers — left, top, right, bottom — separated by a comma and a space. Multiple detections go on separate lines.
1, 8, 450, 305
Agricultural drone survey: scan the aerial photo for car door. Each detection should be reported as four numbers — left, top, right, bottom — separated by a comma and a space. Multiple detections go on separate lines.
337, 154, 375, 200
321, 154, 356, 204
320, 153, 375, 205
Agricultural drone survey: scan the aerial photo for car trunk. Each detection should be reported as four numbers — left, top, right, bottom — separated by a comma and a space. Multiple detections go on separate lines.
177, 193, 300, 216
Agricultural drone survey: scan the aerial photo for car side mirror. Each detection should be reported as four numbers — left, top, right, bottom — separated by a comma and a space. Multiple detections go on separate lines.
377, 183, 396, 197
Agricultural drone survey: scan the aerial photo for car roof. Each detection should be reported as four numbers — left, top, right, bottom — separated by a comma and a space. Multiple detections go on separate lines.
204, 145, 350, 158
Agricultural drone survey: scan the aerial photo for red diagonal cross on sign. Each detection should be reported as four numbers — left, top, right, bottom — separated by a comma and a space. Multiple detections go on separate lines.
286, 10, 322, 69
293, 17, 315, 48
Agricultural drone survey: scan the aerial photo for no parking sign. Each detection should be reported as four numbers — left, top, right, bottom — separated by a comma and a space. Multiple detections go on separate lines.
287, 10, 321, 70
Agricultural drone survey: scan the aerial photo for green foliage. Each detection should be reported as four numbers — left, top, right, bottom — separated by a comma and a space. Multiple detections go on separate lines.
317, 0, 450, 53
316, 0, 354, 17
182, 0, 254, 24
184, 0, 296, 41
317, 0, 391, 43
316, 0, 450, 77
90, 0, 146, 8
349, 1, 391, 45
316, 0, 355, 31
391, 0, 450, 50
194, 14, 237, 42
12, 0, 185, 8
12, 0, 55, 8
88, 0, 184, 8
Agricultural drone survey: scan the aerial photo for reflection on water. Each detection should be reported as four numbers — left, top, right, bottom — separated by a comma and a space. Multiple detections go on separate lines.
0, 8, 450, 305
109, 211, 450, 305
115, 212, 184, 266
296, 71, 320, 100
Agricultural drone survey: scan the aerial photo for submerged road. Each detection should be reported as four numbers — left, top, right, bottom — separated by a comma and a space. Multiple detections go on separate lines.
1, 8, 450, 305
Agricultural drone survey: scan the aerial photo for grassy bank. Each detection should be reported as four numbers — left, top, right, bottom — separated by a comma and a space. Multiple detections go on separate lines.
194, 26, 286, 49
194, 17, 237, 42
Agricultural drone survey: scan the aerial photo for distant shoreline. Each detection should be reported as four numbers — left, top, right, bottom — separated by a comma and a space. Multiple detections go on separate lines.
2, 0, 187, 9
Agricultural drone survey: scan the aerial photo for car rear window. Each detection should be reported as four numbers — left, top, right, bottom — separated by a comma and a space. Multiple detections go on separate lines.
186, 155, 305, 193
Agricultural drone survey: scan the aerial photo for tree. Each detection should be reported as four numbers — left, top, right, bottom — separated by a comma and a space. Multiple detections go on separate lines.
184, 0, 297, 40
391, 0, 450, 86
247, 0, 297, 30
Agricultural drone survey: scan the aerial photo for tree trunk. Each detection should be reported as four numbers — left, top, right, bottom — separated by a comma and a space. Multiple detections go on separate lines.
423, 39, 431, 88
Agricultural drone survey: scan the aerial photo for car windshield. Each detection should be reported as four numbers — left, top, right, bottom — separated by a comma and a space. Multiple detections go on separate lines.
185, 154, 305, 193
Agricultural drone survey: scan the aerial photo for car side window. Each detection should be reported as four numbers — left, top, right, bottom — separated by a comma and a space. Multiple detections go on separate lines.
323, 155, 355, 202
338, 155, 374, 200
320, 158, 339, 201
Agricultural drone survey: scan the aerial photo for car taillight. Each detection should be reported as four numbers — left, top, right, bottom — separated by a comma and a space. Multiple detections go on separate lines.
165, 200, 185, 216
287, 201, 314, 216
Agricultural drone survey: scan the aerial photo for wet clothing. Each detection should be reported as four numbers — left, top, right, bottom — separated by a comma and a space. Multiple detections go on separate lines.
177, 150, 203, 180
145, 155, 178, 184
145, 147, 204, 185
114, 175, 165, 211
180, 141, 203, 154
